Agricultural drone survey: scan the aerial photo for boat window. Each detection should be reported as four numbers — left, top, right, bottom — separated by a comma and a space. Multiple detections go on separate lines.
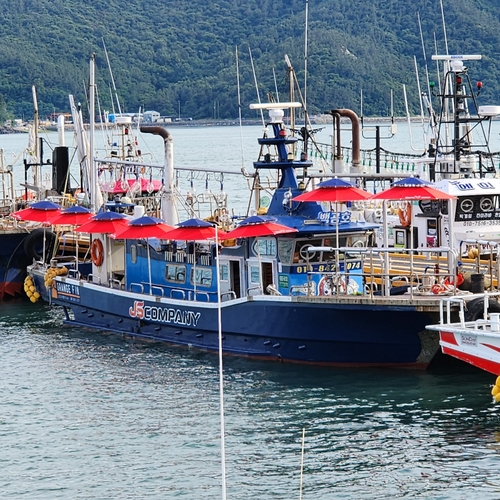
252, 237, 277, 257
249, 265, 260, 284
295, 239, 323, 263
321, 238, 336, 261
165, 264, 186, 283
130, 244, 137, 264
191, 267, 213, 287
219, 263, 229, 281
348, 235, 366, 248
277, 239, 294, 264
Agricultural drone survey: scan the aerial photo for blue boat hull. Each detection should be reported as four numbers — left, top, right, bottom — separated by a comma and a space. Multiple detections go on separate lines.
47, 279, 439, 366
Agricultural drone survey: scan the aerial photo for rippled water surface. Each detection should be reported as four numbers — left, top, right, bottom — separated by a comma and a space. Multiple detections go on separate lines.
2, 300, 500, 499
3, 121, 500, 498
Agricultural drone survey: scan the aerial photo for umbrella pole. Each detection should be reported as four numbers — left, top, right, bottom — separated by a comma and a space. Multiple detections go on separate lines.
43, 227, 46, 264
383, 201, 390, 296
410, 205, 414, 300
335, 202, 340, 295
193, 243, 197, 299
147, 244, 152, 294
75, 230, 79, 273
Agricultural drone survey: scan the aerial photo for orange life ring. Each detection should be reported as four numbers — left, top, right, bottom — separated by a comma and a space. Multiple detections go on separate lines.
432, 283, 446, 294
444, 273, 465, 288
91, 238, 104, 267
398, 202, 411, 227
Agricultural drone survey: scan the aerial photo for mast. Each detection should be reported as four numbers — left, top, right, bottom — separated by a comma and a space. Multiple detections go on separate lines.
31, 86, 39, 190
89, 53, 98, 212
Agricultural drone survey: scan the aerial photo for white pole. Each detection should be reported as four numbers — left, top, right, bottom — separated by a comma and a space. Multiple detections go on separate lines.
89, 54, 97, 213
215, 227, 227, 500
299, 427, 306, 500
383, 200, 390, 295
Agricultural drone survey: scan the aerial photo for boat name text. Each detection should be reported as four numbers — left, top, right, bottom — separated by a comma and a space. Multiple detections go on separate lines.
460, 333, 477, 346
451, 180, 496, 191
129, 300, 200, 326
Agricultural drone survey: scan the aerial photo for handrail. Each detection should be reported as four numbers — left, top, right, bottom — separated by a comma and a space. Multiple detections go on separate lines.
130, 282, 144, 293
87, 273, 101, 284
109, 278, 122, 289
151, 285, 165, 296
221, 291, 237, 301
170, 288, 186, 299
192, 291, 210, 302
68, 269, 81, 280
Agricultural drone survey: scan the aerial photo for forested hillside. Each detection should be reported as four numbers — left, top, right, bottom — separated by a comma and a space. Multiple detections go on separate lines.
1, 0, 500, 120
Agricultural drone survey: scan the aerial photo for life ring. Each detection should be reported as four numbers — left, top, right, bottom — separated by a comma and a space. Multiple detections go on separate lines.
444, 273, 465, 288
23, 229, 57, 263
398, 202, 411, 227
431, 283, 446, 294
465, 297, 500, 322
91, 238, 104, 267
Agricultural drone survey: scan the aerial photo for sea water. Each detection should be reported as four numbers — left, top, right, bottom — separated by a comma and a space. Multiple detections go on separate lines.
1, 300, 500, 499
3, 123, 500, 498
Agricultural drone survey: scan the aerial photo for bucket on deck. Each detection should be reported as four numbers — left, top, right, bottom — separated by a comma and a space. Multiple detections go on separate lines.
470, 273, 485, 293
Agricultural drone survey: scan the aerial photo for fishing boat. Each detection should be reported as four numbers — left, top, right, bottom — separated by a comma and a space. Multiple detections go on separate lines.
18, 106, 473, 366
0, 89, 73, 300
25, 51, 500, 367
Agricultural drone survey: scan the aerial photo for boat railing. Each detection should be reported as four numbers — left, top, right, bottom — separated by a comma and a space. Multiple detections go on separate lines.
170, 288, 186, 300
150, 285, 165, 296
68, 269, 81, 280
129, 282, 144, 293
221, 291, 237, 302
435, 291, 500, 329
303, 246, 467, 298
108, 278, 124, 289
189, 290, 211, 302
87, 273, 102, 284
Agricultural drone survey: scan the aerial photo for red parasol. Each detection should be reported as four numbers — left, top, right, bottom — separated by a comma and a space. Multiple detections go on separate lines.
74, 211, 130, 234
293, 177, 372, 203
222, 215, 298, 239
50, 206, 94, 226
111, 216, 174, 240
163, 218, 222, 241
12, 200, 62, 223
293, 178, 371, 251
369, 177, 456, 201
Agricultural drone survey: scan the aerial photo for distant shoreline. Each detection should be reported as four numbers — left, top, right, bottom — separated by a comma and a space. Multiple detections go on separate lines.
4, 114, 484, 135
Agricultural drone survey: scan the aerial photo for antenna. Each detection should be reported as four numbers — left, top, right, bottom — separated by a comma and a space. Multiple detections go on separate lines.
272, 67, 280, 102
360, 88, 363, 126
304, 0, 309, 113
236, 46, 245, 170
433, 33, 442, 95
439, 0, 449, 55
102, 37, 122, 115
249, 47, 265, 126
417, 12, 433, 105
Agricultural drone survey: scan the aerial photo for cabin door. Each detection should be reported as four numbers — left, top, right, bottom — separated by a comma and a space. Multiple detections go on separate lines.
219, 257, 244, 300
247, 258, 277, 296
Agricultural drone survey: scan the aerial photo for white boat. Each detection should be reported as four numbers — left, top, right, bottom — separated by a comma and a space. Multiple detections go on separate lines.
426, 292, 500, 374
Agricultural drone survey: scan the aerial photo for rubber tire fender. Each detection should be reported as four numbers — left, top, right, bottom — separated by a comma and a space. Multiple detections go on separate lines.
465, 296, 500, 322
23, 228, 57, 263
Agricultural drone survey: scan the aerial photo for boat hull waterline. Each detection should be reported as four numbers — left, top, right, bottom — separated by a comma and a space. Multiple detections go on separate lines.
47, 277, 439, 367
